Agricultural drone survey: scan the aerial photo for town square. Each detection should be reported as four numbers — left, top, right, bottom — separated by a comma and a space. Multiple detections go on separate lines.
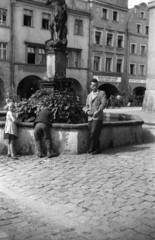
0, 0, 155, 239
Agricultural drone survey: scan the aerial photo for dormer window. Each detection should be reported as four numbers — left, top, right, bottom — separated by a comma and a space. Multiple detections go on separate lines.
140, 11, 145, 19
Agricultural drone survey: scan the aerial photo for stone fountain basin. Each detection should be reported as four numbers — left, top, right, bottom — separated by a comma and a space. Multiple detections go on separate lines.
0, 112, 144, 155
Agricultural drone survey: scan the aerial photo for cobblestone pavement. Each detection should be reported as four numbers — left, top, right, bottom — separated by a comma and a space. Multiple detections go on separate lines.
0, 125, 155, 240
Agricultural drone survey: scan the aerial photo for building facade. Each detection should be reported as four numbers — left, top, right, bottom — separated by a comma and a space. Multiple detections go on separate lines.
0, 0, 150, 108
0, 0, 11, 108
127, 2, 149, 98
89, 0, 128, 98
0, 0, 90, 107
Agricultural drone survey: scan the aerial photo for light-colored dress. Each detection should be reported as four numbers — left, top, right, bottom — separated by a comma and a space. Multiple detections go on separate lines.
4, 111, 17, 137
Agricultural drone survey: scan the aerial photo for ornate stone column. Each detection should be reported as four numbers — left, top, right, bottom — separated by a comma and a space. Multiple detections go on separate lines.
46, 49, 67, 81
142, 1, 155, 111
39, 49, 68, 95
39, 0, 68, 95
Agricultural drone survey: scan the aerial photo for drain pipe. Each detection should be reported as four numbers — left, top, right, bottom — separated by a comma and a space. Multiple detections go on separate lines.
10, 0, 15, 98
87, 0, 91, 94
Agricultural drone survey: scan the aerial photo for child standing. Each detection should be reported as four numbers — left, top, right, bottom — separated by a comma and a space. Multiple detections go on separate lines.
4, 102, 18, 159
3, 97, 13, 110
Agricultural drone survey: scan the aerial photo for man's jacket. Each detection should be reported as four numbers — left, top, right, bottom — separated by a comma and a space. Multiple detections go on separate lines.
83, 90, 107, 121
34, 108, 52, 126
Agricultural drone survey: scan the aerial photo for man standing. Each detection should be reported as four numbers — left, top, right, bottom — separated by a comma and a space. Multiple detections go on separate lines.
84, 79, 107, 154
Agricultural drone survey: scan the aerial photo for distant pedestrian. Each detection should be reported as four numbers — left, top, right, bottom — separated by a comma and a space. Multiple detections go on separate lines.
83, 79, 107, 154
4, 102, 18, 159
34, 107, 57, 158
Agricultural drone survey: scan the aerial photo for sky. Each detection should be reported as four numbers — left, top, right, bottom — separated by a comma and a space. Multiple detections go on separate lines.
128, 0, 150, 8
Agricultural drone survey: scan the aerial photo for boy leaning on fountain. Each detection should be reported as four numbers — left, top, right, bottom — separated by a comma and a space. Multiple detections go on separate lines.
83, 79, 107, 155
34, 107, 57, 158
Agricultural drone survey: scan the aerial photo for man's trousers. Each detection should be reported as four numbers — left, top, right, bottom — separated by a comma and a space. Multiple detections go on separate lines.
88, 120, 103, 152
34, 123, 51, 141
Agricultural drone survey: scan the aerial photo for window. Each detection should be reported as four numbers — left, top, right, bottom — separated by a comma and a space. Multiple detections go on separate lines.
95, 31, 102, 44
137, 24, 141, 33
140, 11, 145, 19
116, 59, 123, 73
94, 56, 100, 71
0, 43, 7, 60
139, 64, 145, 75
38, 48, 46, 65
23, 9, 33, 27
130, 44, 137, 54
42, 13, 50, 30
106, 33, 113, 47
67, 50, 81, 68
130, 64, 136, 75
146, 26, 149, 35
27, 46, 46, 65
102, 8, 108, 20
140, 45, 146, 55
74, 51, 81, 68
105, 57, 112, 72
113, 11, 118, 21
0, 9, 7, 26
74, 19, 83, 35
27, 46, 35, 64
117, 35, 124, 48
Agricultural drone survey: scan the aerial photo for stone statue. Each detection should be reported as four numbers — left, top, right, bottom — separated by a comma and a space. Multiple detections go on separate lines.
45, 0, 68, 52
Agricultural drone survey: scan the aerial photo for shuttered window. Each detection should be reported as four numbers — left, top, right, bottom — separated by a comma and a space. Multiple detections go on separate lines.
0, 43, 7, 60
23, 9, 33, 26
0, 9, 7, 26
42, 13, 50, 29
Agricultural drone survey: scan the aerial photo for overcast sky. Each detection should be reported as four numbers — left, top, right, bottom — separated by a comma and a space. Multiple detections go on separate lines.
128, 0, 150, 8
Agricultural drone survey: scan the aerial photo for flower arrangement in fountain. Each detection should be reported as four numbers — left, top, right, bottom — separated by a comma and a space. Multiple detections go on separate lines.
14, 82, 87, 124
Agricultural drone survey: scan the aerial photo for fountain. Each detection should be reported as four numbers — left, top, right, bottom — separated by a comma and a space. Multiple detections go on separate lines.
0, 0, 144, 155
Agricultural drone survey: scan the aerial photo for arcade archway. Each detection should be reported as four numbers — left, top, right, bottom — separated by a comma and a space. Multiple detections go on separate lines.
99, 83, 120, 99
131, 87, 146, 106
133, 86, 146, 96
17, 75, 41, 99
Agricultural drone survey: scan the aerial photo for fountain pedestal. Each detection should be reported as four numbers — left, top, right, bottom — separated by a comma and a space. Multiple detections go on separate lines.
142, 78, 155, 111
142, 1, 155, 112
39, 49, 68, 94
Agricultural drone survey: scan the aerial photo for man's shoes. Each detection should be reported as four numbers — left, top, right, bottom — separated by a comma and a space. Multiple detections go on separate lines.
91, 149, 101, 155
11, 155, 18, 160
37, 151, 44, 158
47, 152, 57, 158
87, 149, 93, 154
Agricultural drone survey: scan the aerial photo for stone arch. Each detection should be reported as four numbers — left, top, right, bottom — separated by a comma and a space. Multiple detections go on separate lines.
132, 86, 146, 106
132, 86, 146, 97
17, 75, 41, 99
0, 78, 5, 108
98, 83, 120, 99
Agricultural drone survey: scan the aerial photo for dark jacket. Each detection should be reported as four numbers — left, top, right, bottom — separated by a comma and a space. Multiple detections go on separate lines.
34, 108, 52, 126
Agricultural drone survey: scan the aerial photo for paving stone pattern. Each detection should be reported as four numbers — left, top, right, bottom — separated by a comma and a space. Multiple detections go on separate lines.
0, 141, 155, 239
